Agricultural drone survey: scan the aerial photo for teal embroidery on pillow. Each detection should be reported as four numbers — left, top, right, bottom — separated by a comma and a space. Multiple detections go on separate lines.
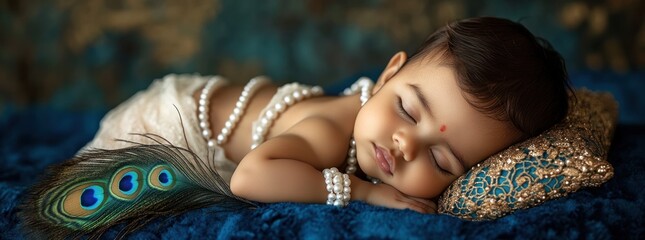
439, 90, 617, 220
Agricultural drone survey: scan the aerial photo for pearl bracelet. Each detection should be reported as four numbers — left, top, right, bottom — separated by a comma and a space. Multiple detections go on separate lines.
323, 167, 351, 207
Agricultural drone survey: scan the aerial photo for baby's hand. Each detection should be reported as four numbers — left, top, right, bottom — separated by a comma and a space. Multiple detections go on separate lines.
360, 181, 437, 214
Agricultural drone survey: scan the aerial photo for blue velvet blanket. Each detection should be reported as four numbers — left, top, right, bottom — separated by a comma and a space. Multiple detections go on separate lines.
2, 72, 644, 239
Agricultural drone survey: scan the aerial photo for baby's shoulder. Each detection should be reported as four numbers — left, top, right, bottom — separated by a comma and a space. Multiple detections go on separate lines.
284, 115, 350, 166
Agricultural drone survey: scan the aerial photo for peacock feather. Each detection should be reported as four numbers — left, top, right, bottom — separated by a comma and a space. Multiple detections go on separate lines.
20, 131, 256, 239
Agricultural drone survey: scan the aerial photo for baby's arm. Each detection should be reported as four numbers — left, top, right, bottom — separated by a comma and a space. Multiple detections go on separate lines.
230, 117, 435, 213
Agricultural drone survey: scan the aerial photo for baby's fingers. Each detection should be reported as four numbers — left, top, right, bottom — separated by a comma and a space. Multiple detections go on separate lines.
366, 183, 436, 213
394, 195, 436, 214
409, 197, 437, 213
408, 197, 437, 213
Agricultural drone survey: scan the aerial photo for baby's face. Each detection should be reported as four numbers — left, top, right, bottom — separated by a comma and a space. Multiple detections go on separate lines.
353, 54, 520, 199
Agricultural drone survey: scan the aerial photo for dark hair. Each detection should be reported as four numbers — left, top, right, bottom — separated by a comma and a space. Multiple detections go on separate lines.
408, 17, 572, 139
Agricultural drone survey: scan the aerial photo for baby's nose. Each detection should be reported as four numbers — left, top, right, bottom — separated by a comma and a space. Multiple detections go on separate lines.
393, 131, 417, 161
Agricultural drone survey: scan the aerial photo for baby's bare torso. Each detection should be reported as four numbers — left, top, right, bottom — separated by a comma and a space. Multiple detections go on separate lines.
192, 83, 360, 163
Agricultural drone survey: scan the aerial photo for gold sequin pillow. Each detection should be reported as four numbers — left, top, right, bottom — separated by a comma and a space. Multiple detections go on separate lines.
438, 89, 617, 220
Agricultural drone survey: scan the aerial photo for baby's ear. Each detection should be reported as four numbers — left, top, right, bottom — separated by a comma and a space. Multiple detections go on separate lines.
374, 51, 407, 94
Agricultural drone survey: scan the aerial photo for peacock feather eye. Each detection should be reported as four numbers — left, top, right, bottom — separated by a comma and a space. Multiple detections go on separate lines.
148, 165, 176, 191
109, 166, 144, 200
62, 182, 107, 217
81, 186, 104, 210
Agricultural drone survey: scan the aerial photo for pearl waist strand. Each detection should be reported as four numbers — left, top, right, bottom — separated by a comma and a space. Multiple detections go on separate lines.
197, 76, 269, 149
250, 83, 324, 149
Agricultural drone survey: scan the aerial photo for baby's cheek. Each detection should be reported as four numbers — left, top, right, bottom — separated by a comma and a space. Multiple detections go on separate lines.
401, 171, 445, 199
357, 107, 388, 135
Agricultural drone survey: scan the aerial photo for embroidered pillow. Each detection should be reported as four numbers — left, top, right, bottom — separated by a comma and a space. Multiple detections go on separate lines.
438, 89, 617, 220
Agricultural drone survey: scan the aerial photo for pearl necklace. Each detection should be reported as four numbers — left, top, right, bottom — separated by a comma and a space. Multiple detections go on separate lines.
323, 77, 372, 207
341, 77, 374, 174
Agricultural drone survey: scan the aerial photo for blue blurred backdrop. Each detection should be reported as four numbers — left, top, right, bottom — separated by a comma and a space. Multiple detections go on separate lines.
1, 0, 643, 122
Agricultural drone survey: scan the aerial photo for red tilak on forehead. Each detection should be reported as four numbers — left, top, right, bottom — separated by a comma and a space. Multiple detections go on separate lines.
440, 125, 447, 132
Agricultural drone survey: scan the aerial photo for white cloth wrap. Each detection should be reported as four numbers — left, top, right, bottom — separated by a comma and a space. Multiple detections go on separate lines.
81, 74, 238, 182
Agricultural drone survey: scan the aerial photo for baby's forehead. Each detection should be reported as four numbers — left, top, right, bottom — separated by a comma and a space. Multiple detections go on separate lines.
402, 61, 460, 92
403, 58, 490, 112
410, 46, 455, 68
404, 56, 458, 82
